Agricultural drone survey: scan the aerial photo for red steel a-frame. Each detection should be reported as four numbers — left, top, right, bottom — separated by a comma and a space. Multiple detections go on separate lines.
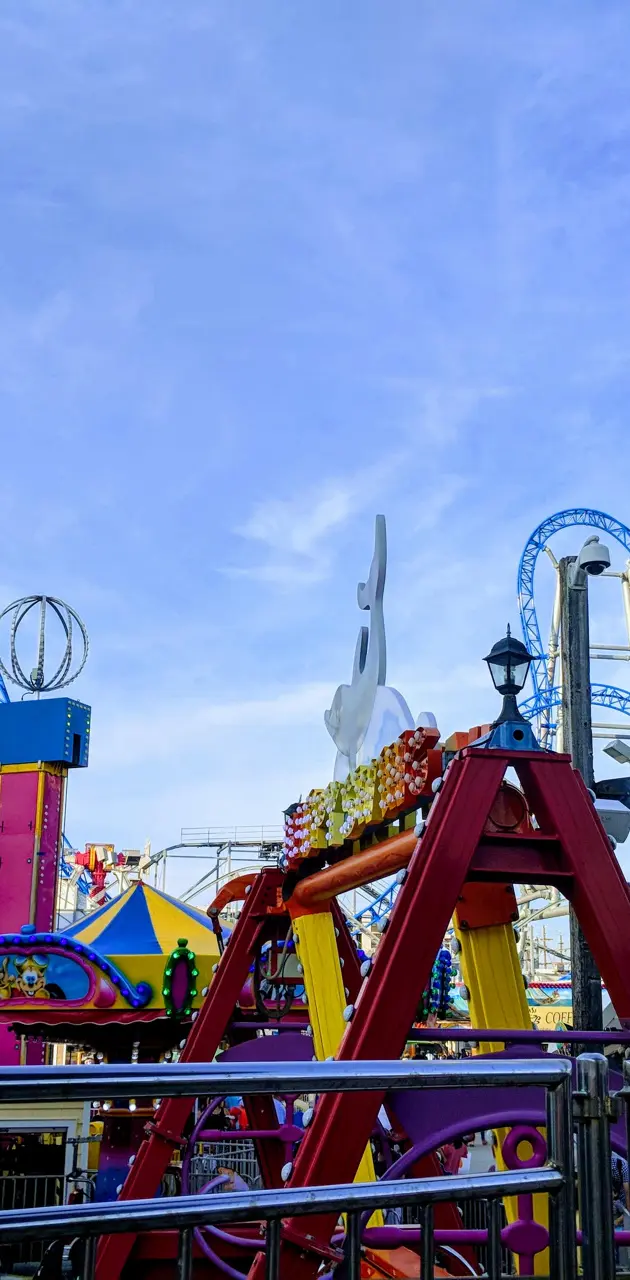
99, 744, 630, 1279
249, 745, 630, 1278
95, 871, 362, 1280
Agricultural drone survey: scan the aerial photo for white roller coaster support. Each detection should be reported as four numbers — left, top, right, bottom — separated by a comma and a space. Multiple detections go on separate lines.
544, 564, 563, 748
622, 563, 630, 648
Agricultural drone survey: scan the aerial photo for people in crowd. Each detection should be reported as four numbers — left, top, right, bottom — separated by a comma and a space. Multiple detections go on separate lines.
229, 1100, 248, 1130
441, 1137, 468, 1174
612, 1152, 630, 1223
213, 1100, 233, 1131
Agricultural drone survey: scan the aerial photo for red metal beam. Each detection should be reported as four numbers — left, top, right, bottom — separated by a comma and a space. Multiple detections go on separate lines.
329, 898, 363, 1002
96, 870, 284, 1280
516, 753, 630, 1025
469, 837, 571, 886
248, 750, 507, 1278
95, 744, 630, 1280
249, 746, 630, 1277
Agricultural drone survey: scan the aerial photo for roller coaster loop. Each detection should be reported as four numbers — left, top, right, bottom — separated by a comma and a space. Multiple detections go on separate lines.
518, 507, 630, 741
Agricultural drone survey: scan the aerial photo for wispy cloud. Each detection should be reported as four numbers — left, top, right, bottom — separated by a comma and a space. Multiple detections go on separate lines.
1, 2, 630, 868
232, 481, 352, 586
231, 453, 407, 588
90, 682, 334, 770
238, 484, 352, 558
389, 381, 515, 447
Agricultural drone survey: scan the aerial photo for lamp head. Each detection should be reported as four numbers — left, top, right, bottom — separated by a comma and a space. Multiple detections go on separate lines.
604, 739, 630, 766
484, 626, 533, 698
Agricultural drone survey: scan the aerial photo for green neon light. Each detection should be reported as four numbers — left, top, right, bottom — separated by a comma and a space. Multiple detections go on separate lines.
161, 937, 198, 1021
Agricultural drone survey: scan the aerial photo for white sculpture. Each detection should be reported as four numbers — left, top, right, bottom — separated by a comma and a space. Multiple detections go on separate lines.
324, 515, 414, 779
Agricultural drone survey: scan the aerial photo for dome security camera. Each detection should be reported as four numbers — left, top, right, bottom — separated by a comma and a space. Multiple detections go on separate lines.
594, 797, 630, 845
577, 535, 611, 576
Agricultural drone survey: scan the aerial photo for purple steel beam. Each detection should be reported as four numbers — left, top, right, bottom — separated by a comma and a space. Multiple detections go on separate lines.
361, 1227, 630, 1247
410, 1026, 630, 1044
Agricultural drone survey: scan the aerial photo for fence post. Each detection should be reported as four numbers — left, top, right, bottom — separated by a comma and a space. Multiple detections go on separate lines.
486, 1197, 503, 1280
546, 1063, 577, 1280
82, 1236, 97, 1280
420, 1203, 434, 1279
345, 1211, 362, 1279
575, 1053, 615, 1280
177, 1227, 193, 1280
265, 1219, 280, 1280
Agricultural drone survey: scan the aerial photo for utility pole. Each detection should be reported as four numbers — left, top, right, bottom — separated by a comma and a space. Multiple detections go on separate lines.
559, 555, 603, 1037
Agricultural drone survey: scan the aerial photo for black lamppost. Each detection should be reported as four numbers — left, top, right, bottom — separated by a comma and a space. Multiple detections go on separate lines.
484, 626, 533, 726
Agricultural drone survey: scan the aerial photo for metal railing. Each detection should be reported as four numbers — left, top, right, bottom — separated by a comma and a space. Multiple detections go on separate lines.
0, 1171, 96, 1267
0, 1173, 68, 1268
0, 1171, 67, 1213
187, 1140, 262, 1191
0, 1053, 614, 1280
180, 826, 284, 847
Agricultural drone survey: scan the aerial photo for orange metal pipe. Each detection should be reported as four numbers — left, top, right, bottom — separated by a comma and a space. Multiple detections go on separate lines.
292, 829, 418, 908
207, 873, 258, 916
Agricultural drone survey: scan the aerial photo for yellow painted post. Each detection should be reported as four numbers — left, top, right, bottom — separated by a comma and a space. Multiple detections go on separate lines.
291, 909, 383, 1225
455, 914, 549, 1275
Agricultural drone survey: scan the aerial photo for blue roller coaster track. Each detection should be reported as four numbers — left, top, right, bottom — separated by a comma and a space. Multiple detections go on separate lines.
517, 508, 630, 742
60, 833, 92, 896
364, 507, 630, 926
355, 880, 399, 928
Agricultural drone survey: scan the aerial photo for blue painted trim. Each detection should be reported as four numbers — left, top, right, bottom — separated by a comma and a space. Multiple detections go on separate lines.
0, 926, 152, 1008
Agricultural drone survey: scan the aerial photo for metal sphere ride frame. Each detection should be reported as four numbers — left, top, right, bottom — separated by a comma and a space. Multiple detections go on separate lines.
0, 594, 89, 698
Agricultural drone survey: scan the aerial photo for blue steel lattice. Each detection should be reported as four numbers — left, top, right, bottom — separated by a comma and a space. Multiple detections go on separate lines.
358, 880, 399, 927
365, 509, 630, 926
518, 508, 630, 740
60, 833, 92, 897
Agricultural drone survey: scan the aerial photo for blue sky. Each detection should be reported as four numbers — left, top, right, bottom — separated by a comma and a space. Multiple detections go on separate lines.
1, 2, 630, 895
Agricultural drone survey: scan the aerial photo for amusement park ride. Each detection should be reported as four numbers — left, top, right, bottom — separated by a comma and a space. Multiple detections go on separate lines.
1, 511, 630, 1278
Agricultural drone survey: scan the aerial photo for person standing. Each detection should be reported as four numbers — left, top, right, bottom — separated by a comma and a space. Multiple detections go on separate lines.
441, 1137, 468, 1175
612, 1153, 630, 1221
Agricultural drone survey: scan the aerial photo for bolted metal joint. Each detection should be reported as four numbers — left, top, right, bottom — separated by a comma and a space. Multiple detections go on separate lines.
573, 1090, 620, 1121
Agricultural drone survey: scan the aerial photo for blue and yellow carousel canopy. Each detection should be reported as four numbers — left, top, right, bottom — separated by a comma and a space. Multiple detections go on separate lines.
0, 883, 222, 1018
63, 882, 219, 959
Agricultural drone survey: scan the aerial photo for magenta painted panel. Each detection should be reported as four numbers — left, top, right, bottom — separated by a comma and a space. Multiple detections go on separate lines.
24, 1038, 46, 1066
172, 957, 189, 1007
0, 1024, 45, 1066
35, 772, 64, 933
0, 1020, 20, 1065
0, 772, 39, 935
40, 771, 63, 855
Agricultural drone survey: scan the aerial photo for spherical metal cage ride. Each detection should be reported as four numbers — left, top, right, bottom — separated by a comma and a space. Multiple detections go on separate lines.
517, 507, 630, 745
0, 594, 89, 699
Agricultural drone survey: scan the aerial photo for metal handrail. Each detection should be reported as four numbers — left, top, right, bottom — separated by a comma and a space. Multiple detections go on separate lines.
0, 1168, 563, 1241
0, 1053, 584, 1280
0, 1054, 573, 1102
180, 826, 283, 845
